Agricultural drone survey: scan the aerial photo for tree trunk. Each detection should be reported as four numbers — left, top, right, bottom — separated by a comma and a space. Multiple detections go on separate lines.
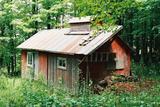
32, 0, 38, 33
7, 63, 10, 76
47, 13, 51, 29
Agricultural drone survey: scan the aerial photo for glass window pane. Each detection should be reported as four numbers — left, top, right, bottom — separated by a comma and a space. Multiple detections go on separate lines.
57, 57, 67, 69
27, 52, 33, 66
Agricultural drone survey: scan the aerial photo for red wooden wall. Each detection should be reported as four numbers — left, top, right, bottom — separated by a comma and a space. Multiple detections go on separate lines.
21, 51, 48, 79
39, 52, 48, 79
79, 36, 131, 83
21, 50, 27, 78
111, 37, 131, 76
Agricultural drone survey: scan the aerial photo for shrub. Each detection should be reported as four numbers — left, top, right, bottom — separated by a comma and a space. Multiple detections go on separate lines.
0, 76, 25, 106
0, 69, 160, 106
131, 61, 160, 77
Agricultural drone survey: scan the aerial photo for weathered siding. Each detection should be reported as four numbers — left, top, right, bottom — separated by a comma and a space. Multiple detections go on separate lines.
39, 52, 48, 79
111, 37, 131, 76
21, 50, 27, 78
21, 51, 48, 79
21, 34, 131, 88
79, 36, 131, 83
48, 55, 56, 83
47, 54, 79, 90
21, 50, 79, 89
34, 53, 39, 79
68, 57, 79, 91
70, 23, 90, 32
79, 43, 113, 83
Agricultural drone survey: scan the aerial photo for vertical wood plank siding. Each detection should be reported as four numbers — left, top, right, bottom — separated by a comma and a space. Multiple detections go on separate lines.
21, 50, 27, 78
68, 57, 79, 91
47, 55, 79, 90
39, 52, 48, 79
48, 55, 52, 83
111, 37, 131, 76
67, 57, 72, 88
21, 34, 130, 89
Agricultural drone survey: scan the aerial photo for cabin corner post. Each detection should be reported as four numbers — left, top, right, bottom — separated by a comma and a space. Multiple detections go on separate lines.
85, 55, 91, 96
77, 56, 85, 94
86, 56, 90, 85
21, 50, 27, 78
47, 53, 49, 84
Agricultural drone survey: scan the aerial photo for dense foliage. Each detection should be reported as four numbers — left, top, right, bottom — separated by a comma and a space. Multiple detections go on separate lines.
0, 0, 160, 75
0, 0, 69, 75
72, 0, 160, 64
0, 73, 160, 106
0, 0, 160, 106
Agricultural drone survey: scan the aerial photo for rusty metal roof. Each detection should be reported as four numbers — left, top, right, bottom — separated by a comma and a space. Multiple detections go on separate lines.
17, 26, 123, 55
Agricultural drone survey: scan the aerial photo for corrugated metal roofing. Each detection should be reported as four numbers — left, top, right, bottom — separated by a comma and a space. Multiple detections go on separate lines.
17, 26, 123, 55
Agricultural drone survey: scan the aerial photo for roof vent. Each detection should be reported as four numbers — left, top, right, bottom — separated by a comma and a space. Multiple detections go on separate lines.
66, 16, 91, 35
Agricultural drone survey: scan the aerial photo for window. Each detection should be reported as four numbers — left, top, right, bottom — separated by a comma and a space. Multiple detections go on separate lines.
115, 57, 124, 69
106, 53, 116, 70
27, 52, 33, 67
106, 53, 125, 70
57, 57, 67, 70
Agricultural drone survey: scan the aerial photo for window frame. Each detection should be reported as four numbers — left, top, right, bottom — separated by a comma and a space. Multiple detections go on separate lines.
57, 57, 67, 70
115, 57, 125, 70
27, 52, 34, 67
105, 53, 124, 70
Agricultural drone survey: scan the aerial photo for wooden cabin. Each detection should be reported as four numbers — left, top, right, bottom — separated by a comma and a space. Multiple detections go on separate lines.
17, 16, 131, 89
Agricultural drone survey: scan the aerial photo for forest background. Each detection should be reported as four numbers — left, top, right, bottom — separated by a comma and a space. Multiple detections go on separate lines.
0, 0, 159, 76
0, 0, 160, 106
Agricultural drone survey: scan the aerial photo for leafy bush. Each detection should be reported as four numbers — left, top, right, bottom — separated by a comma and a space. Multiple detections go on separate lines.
131, 61, 160, 77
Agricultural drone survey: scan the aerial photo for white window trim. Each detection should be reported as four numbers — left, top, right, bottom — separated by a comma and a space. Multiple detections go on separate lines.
27, 52, 33, 67
115, 57, 125, 70
57, 57, 67, 70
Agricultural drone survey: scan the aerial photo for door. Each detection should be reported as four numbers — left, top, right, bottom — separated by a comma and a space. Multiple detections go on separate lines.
48, 55, 56, 84
27, 52, 39, 79
33, 52, 39, 79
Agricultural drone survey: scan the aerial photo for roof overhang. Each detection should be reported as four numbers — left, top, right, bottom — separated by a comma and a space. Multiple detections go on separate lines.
17, 26, 125, 55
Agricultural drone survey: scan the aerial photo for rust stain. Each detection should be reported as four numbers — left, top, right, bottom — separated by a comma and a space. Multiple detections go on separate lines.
61, 36, 83, 52
17, 26, 123, 55
39, 52, 48, 79
21, 50, 27, 74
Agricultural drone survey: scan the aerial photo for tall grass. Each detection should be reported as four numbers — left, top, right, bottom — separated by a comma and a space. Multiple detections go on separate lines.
0, 75, 160, 107
0, 75, 24, 106
0, 62, 160, 106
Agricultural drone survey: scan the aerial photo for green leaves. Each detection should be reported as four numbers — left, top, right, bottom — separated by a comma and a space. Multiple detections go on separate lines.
71, 0, 140, 30
0, 75, 160, 107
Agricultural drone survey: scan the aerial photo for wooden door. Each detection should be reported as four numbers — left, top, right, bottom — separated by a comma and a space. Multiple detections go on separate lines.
33, 52, 39, 79
48, 55, 56, 84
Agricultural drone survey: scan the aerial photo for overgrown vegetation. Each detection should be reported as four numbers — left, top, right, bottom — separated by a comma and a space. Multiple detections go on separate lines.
0, 63, 160, 107
132, 61, 160, 77
0, 0, 160, 106
0, 0, 160, 76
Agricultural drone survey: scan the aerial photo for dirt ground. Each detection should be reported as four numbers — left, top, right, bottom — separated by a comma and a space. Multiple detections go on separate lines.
110, 79, 158, 93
